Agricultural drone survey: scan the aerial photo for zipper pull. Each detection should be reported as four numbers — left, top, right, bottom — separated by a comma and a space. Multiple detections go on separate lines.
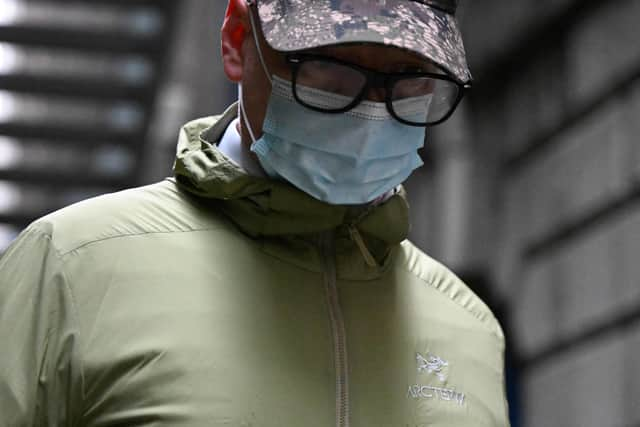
348, 225, 378, 268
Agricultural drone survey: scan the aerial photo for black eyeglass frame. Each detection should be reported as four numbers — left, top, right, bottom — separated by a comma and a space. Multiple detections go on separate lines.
285, 53, 471, 127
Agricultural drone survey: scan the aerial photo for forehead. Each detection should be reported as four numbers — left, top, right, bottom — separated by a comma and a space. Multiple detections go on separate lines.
304, 43, 441, 72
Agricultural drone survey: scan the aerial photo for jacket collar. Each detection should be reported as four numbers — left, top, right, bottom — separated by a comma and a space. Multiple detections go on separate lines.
173, 104, 411, 277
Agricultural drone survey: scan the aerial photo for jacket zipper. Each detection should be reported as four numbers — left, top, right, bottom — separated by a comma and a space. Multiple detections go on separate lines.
320, 232, 350, 427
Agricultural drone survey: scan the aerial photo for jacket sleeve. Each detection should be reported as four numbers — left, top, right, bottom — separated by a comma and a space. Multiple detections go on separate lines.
0, 225, 83, 426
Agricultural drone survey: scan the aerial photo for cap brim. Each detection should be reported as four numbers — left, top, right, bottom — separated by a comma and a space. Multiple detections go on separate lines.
257, 0, 471, 83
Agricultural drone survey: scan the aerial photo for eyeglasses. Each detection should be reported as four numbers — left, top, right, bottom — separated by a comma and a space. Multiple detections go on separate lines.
285, 53, 470, 127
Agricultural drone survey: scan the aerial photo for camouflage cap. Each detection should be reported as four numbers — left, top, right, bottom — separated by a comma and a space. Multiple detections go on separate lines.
255, 0, 471, 83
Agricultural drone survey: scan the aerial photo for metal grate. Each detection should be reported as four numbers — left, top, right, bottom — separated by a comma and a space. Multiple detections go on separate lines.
0, 0, 177, 250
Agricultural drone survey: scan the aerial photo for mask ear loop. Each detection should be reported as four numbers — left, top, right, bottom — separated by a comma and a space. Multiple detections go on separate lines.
247, 1, 272, 85
239, 0, 272, 145
238, 87, 258, 145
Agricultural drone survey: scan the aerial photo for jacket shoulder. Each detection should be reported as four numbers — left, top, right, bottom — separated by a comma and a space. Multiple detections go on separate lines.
397, 240, 504, 340
29, 179, 228, 256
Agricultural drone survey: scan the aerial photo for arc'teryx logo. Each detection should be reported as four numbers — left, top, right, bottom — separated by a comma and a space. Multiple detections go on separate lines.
408, 352, 465, 406
416, 352, 448, 382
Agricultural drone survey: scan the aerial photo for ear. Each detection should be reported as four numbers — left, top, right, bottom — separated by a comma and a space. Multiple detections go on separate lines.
221, 0, 250, 82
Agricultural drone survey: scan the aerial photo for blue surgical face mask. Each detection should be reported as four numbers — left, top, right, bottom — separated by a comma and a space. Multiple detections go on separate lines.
239, 9, 429, 205
242, 76, 428, 204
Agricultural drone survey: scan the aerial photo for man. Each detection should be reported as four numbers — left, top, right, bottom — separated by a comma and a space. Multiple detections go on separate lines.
0, 0, 509, 425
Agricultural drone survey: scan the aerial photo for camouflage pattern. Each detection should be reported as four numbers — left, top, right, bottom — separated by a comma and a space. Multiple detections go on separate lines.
413, 0, 458, 15
256, 0, 471, 83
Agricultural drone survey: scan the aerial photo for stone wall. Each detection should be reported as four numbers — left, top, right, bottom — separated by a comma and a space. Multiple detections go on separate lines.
454, 1, 640, 426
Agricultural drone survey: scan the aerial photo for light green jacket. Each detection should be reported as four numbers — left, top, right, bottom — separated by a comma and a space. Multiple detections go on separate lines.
0, 105, 509, 426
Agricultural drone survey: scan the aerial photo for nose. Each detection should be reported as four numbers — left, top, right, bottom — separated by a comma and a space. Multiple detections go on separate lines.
366, 87, 387, 102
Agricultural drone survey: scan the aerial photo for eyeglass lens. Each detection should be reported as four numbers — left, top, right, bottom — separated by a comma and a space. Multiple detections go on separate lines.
392, 77, 459, 124
295, 60, 366, 109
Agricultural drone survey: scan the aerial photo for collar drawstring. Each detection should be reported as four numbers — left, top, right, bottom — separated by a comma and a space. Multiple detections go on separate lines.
348, 225, 378, 268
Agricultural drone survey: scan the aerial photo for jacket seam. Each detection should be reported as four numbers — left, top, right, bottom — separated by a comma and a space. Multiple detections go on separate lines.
35, 230, 86, 427
256, 246, 323, 275
55, 227, 226, 257
406, 266, 503, 340
48, 224, 499, 339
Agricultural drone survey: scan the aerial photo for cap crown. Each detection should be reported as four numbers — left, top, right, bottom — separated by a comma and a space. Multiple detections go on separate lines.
257, 0, 471, 83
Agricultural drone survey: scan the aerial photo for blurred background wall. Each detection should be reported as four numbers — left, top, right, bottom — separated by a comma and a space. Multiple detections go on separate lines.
0, 0, 235, 247
1, 1, 639, 426
450, 1, 639, 426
